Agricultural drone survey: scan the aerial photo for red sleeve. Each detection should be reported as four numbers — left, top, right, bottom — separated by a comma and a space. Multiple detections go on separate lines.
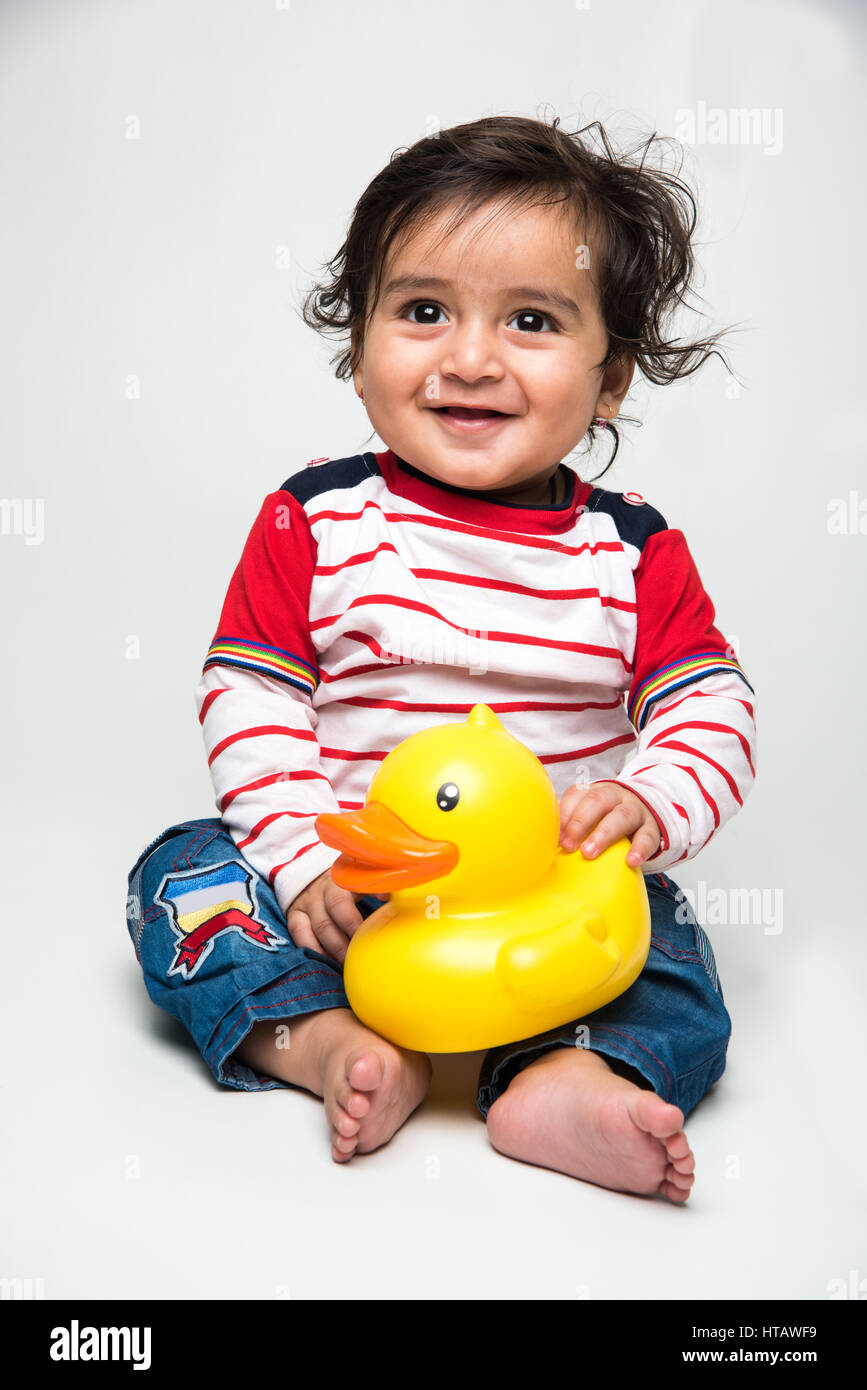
202, 491, 320, 698
627, 528, 739, 730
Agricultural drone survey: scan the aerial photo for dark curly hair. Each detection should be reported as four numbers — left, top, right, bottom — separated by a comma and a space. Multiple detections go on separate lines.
300, 112, 736, 479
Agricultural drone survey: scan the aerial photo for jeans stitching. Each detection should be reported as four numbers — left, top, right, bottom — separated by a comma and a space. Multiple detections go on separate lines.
169, 830, 206, 872
173, 829, 220, 872
580, 1023, 673, 1091
128, 820, 212, 882
482, 1022, 674, 1105
206, 987, 348, 1067
656, 878, 724, 997
187, 830, 222, 868
674, 1045, 728, 1086
255, 968, 337, 992
650, 936, 704, 961
690, 921, 722, 995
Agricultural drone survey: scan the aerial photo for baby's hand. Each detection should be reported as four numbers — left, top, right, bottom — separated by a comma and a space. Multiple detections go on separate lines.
286, 868, 366, 966
559, 782, 662, 868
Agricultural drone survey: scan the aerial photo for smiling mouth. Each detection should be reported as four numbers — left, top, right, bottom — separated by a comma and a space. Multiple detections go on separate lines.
436, 406, 507, 419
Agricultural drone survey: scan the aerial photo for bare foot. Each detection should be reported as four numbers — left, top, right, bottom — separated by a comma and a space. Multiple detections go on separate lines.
485, 1046, 695, 1202
235, 1008, 432, 1163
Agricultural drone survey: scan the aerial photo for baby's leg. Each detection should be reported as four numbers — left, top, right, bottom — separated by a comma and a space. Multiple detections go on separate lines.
125, 819, 430, 1162
478, 871, 731, 1202
235, 1009, 431, 1161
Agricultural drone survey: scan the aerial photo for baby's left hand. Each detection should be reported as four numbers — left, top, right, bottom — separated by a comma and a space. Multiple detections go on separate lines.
559, 782, 662, 868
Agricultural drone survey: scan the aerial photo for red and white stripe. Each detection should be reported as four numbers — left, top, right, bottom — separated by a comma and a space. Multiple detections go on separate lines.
196, 452, 757, 913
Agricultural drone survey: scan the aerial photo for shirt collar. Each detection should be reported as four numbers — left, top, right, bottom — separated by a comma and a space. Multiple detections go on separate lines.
374, 449, 593, 535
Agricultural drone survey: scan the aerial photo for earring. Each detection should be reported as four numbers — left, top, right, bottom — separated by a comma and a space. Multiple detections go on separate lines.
358, 389, 364, 401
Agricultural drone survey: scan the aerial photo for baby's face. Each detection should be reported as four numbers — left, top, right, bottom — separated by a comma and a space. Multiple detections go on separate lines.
354, 199, 631, 497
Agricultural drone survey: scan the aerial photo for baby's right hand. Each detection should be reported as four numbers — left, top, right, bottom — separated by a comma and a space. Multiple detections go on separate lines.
286, 868, 365, 966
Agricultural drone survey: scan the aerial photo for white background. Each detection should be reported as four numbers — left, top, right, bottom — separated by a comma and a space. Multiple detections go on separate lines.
1, 0, 865, 1299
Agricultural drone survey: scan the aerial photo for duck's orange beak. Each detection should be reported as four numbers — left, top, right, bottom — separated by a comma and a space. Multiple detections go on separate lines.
315, 802, 459, 893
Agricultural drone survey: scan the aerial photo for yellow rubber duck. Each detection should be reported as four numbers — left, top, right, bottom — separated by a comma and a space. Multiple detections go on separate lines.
315, 705, 651, 1052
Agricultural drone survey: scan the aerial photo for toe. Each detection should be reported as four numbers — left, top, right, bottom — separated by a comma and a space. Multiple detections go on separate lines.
346, 1048, 385, 1093
330, 1131, 355, 1162
639, 1094, 685, 1140
323, 1091, 342, 1127
334, 1073, 371, 1121
665, 1163, 694, 1190
485, 1093, 518, 1155
333, 1107, 361, 1138
665, 1130, 692, 1161
344, 1089, 371, 1119
659, 1178, 691, 1203
333, 1131, 358, 1155
324, 1087, 362, 1137
669, 1149, 695, 1175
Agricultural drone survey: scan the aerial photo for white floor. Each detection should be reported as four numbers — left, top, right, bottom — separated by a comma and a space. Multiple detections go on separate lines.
4, 819, 865, 1302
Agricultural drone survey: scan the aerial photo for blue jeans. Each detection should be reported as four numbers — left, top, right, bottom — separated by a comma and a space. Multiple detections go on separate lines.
125, 817, 731, 1118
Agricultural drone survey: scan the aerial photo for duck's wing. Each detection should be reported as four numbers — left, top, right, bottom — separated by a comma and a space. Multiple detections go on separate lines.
495, 910, 621, 1012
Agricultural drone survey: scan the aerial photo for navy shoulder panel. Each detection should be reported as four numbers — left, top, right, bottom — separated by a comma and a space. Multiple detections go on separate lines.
279, 453, 379, 505
583, 486, 668, 551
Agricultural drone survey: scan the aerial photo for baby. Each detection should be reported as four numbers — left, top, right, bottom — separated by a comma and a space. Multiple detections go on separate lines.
126, 114, 756, 1204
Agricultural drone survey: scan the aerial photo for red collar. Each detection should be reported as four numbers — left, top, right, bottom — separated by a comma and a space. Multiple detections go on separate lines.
375, 449, 593, 535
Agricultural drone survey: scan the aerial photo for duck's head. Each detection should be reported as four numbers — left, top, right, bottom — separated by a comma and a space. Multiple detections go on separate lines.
315, 705, 560, 903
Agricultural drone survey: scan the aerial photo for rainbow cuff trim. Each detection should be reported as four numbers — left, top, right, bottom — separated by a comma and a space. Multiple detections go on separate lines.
203, 636, 318, 697
629, 651, 755, 730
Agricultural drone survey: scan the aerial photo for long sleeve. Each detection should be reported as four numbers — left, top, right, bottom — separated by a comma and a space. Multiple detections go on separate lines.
195, 490, 342, 916
594, 527, 757, 871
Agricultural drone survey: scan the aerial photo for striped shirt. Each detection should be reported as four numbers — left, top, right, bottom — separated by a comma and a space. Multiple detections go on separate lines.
196, 448, 757, 916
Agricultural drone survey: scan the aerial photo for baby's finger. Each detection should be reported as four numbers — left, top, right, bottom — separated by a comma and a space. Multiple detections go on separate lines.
287, 909, 319, 953
305, 900, 353, 964
625, 823, 662, 867
324, 880, 364, 938
313, 920, 353, 965
560, 784, 623, 848
578, 800, 643, 858
559, 782, 596, 825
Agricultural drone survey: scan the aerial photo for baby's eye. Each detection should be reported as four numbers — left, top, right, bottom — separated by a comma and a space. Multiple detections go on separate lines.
506, 310, 557, 333
404, 301, 447, 326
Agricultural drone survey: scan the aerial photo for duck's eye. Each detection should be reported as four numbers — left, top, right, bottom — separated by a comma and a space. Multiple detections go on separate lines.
436, 782, 460, 811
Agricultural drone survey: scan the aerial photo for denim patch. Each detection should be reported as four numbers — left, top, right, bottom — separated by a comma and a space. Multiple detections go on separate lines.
155, 858, 288, 981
